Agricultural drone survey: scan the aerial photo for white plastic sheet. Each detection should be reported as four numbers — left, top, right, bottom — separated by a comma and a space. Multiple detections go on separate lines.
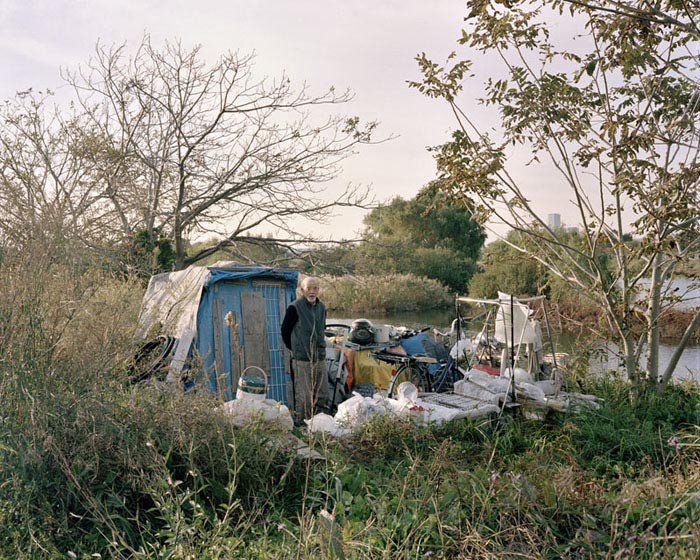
494, 292, 538, 345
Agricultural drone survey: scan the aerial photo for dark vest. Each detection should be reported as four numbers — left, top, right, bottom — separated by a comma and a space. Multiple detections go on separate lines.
290, 297, 326, 362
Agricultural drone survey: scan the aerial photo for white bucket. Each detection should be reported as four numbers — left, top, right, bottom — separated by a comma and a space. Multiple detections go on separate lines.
236, 366, 268, 401
374, 324, 391, 343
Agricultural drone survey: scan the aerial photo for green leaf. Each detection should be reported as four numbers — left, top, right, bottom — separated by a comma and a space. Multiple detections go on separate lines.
585, 60, 597, 76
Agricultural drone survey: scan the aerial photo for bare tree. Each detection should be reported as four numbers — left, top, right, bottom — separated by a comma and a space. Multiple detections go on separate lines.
0, 90, 121, 261
412, 0, 700, 395
64, 36, 377, 269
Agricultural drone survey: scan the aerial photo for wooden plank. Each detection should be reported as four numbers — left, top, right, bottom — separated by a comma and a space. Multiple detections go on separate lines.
241, 292, 271, 376
225, 310, 243, 396
212, 298, 226, 401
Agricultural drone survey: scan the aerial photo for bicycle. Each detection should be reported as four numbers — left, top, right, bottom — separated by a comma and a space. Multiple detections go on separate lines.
371, 349, 466, 398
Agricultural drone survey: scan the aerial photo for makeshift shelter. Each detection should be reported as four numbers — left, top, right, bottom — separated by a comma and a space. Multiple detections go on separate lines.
136, 262, 298, 404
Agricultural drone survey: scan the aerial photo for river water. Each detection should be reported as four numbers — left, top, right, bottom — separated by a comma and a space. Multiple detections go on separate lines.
332, 306, 699, 384
636, 276, 700, 310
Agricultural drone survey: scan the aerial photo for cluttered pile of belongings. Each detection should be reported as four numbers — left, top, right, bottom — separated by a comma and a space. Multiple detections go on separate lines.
324, 319, 448, 401
131, 264, 601, 439
307, 359, 601, 437
305, 293, 601, 436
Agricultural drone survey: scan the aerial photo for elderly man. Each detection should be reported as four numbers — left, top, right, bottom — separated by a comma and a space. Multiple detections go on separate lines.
281, 276, 329, 420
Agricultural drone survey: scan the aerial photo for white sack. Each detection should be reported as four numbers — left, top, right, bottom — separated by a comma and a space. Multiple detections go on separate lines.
221, 398, 294, 431
465, 369, 512, 395
515, 382, 547, 404
502, 367, 534, 384
453, 379, 501, 406
305, 413, 351, 437
534, 379, 560, 396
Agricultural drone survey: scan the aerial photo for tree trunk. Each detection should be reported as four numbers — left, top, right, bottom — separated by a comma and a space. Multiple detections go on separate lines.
659, 308, 700, 392
623, 336, 640, 403
644, 254, 663, 384
174, 217, 186, 270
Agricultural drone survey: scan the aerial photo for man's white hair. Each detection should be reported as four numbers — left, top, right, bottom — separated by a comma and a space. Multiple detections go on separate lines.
301, 276, 321, 288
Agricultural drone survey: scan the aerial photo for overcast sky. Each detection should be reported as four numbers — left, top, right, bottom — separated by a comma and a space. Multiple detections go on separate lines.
0, 0, 575, 240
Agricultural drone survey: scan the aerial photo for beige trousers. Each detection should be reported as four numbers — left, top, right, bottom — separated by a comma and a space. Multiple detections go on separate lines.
292, 359, 329, 420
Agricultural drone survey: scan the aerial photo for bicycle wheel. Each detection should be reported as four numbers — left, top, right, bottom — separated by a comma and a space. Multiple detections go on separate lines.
387, 364, 429, 398
431, 360, 466, 393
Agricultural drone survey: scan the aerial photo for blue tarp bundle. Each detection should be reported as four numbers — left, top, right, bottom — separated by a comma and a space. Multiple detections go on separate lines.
398, 331, 449, 378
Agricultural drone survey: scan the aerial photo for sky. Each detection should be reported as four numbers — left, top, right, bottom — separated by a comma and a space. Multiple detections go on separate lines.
0, 0, 576, 240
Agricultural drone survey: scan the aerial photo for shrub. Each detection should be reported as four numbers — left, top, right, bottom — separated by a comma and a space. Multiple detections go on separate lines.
319, 273, 453, 313
566, 382, 700, 476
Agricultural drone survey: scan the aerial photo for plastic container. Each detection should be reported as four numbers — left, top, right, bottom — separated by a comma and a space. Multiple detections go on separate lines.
236, 366, 268, 401
373, 325, 390, 343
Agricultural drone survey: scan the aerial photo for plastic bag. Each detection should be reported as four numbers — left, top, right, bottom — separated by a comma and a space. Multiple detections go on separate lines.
449, 336, 475, 359
221, 398, 293, 431
453, 379, 501, 405
334, 393, 377, 427
515, 382, 547, 404
533, 379, 560, 396
502, 367, 533, 384
305, 413, 351, 437
465, 369, 511, 395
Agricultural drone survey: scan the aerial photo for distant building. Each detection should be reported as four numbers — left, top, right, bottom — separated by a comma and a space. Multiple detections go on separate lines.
547, 213, 561, 229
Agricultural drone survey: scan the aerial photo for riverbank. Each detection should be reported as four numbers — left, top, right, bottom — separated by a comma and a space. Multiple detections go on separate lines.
555, 299, 700, 344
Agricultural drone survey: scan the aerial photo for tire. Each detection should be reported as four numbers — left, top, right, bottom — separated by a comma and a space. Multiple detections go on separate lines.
127, 335, 177, 384
387, 364, 429, 398
431, 362, 466, 393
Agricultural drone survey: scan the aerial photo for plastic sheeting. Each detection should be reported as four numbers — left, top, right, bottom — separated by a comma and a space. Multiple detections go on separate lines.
494, 292, 539, 345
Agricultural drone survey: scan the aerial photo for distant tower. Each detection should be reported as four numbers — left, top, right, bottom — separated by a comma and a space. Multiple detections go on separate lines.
547, 213, 561, 229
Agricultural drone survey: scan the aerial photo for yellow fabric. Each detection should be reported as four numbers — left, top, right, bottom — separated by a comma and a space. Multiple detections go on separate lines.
352, 346, 405, 390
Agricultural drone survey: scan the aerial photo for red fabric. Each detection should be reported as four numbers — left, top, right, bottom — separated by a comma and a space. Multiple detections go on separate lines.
473, 363, 501, 376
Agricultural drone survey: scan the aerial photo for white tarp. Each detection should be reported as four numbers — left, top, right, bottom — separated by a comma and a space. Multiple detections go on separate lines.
494, 292, 539, 345
136, 265, 211, 378
136, 264, 216, 339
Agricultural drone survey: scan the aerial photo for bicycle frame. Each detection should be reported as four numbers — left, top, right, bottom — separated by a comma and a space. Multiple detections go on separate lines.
372, 350, 465, 398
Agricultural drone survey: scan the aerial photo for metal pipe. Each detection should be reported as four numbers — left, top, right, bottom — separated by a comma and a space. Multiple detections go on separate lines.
456, 295, 547, 306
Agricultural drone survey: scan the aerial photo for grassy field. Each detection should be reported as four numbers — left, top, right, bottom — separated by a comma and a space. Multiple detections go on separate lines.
0, 259, 698, 559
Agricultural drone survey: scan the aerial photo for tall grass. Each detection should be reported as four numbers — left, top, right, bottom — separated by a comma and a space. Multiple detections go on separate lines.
0, 255, 698, 558
319, 274, 453, 313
